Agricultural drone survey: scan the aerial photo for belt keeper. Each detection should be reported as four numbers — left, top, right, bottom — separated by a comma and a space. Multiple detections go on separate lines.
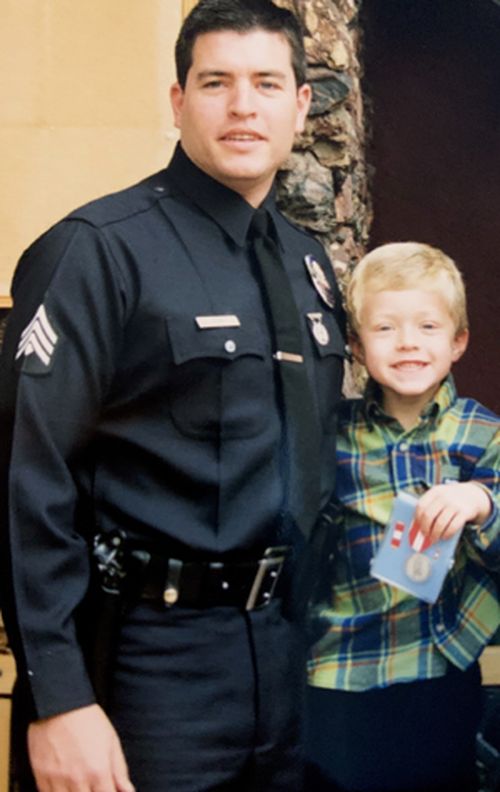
163, 558, 183, 606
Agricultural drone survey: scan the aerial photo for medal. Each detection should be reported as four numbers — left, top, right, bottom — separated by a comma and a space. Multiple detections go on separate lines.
307, 312, 330, 346
304, 255, 335, 309
405, 552, 432, 583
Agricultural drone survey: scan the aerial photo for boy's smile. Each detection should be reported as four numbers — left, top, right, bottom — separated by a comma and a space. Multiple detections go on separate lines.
352, 289, 469, 426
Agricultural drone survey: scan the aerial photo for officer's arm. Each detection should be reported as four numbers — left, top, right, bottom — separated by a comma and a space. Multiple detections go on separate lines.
0, 220, 128, 717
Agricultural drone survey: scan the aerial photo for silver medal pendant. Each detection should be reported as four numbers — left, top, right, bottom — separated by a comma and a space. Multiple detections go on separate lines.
405, 552, 432, 583
307, 312, 330, 346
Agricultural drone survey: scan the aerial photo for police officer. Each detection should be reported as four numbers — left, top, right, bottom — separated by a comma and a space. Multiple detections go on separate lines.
0, 1, 345, 790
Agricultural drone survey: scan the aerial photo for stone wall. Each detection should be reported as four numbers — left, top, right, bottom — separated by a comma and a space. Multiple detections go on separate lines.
276, 0, 370, 294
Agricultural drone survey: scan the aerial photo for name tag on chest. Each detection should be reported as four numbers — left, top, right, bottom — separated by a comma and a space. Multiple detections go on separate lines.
195, 315, 241, 330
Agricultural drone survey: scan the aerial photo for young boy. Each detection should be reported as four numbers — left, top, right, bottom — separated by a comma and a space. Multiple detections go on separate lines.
306, 242, 500, 792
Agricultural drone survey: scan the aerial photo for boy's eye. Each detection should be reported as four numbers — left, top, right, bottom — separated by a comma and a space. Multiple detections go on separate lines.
422, 322, 438, 330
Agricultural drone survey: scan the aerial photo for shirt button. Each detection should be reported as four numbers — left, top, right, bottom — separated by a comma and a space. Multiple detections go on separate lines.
224, 340, 237, 354
154, 186, 165, 193
399, 442, 409, 452
436, 623, 445, 633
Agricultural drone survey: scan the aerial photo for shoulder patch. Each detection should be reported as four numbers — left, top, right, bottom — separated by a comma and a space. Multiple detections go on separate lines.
15, 304, 59, 374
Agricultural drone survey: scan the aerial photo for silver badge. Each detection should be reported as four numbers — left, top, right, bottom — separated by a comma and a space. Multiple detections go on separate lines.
405, 553, 432, 583
304, 255, 335, 309
307, 312, 330, 346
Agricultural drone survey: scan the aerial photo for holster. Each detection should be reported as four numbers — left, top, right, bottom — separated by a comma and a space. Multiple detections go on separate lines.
86, 530, 150, 707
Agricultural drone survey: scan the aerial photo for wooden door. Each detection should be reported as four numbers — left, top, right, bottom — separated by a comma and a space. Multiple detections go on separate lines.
362, 0, 500, 414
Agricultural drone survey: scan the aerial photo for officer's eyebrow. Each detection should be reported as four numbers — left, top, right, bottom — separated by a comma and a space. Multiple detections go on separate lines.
196, 70, 227, 81
195, 69, 288, 82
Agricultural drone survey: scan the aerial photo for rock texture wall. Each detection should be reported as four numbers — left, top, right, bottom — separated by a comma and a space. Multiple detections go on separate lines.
276, 0, 370, 293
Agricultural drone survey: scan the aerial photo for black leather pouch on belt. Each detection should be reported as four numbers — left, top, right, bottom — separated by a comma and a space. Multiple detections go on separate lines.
86, 529, 150, 707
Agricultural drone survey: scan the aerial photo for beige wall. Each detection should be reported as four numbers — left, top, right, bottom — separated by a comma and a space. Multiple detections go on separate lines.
0, 0, 185, 303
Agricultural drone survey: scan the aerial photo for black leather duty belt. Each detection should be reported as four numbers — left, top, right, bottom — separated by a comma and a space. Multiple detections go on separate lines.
140, 546, 291, 611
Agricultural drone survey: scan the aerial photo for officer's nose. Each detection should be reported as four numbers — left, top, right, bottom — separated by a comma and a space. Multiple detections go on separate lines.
228, 82, 257, 118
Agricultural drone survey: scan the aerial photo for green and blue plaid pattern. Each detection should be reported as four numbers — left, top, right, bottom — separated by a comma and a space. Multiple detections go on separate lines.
309, 377, 500, 691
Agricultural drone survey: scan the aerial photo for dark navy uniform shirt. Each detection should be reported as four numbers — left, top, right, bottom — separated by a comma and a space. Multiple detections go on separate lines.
0, 144, 345, 718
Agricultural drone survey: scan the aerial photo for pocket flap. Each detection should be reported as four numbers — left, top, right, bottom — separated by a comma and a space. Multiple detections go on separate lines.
166, 315, 266, 365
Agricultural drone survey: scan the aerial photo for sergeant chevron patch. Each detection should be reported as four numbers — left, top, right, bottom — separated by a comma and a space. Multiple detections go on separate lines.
16, 304, 59, 374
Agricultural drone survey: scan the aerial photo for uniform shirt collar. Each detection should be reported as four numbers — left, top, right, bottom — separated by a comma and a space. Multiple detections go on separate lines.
166, 143, 279, 249
364, 374, 457, 429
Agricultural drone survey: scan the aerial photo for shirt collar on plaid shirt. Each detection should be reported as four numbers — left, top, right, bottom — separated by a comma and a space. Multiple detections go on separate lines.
363, 375, 456, 430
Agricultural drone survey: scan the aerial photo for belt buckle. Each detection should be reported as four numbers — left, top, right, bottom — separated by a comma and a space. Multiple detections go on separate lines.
245, 546, 289, 611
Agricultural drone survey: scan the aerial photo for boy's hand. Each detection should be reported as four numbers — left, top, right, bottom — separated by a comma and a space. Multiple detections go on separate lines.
415, 482, 492, 545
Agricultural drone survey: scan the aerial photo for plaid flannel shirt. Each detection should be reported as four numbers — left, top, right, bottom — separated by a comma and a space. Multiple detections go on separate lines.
308, 376, 500, 692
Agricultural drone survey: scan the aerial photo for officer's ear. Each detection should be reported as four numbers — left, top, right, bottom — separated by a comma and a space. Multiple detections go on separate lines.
294, 83, 312, 135
170, 83, 184, 129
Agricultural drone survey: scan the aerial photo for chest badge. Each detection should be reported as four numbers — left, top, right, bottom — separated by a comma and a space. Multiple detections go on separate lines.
307, 312, 330, 346
304, 254, 335, 309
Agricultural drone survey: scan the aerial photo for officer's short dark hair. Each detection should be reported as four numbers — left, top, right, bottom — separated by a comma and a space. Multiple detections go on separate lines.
175, 0, 307, 89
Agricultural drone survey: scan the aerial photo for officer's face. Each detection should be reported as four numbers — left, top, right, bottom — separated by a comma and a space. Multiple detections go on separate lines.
170, 28, 311, 207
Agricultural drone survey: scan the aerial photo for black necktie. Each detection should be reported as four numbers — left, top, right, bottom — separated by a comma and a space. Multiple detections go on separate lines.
248, 208, 321, 539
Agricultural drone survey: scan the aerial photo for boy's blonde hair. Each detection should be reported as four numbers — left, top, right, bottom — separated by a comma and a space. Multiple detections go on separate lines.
347, 242, 468, 336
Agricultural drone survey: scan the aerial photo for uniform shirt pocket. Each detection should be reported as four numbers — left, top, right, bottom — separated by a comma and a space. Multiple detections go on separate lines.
166, 315, 272, 440
418, 462, 463, 489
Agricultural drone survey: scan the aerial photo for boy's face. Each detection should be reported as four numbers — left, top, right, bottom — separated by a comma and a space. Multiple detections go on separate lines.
351, 288, 469, 422
170, 28, 311, 207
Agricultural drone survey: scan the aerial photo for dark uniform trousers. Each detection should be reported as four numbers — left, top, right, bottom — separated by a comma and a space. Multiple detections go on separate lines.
108, 600, 306, 791
11, 599, 307, 792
